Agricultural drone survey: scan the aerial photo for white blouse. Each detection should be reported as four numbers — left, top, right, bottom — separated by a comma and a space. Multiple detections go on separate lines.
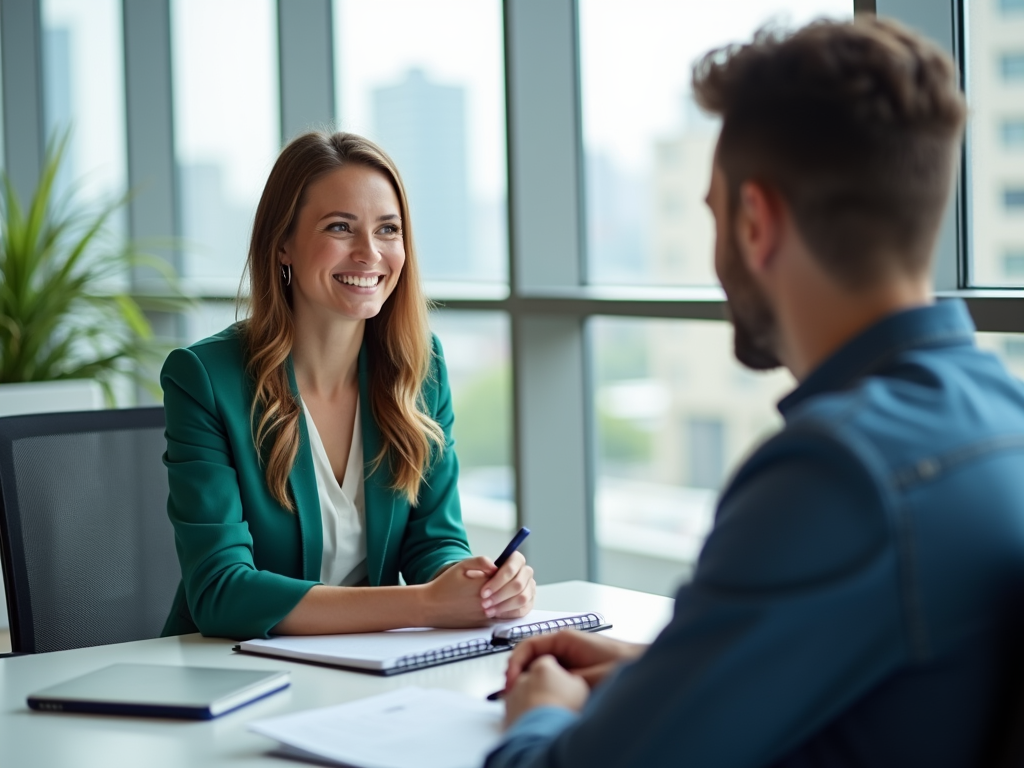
301, 399, 368, 587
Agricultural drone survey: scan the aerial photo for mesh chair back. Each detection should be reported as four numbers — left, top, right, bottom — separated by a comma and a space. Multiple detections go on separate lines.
0, 407, 180, 653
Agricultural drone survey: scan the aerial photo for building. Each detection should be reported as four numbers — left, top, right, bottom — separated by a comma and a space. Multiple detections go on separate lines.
372, 68, 470, 281
966, 0, 1024, 288
178, 160, 253, 284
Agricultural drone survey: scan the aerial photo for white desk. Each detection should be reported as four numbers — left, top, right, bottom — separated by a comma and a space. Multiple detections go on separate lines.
0, 581, 673, 767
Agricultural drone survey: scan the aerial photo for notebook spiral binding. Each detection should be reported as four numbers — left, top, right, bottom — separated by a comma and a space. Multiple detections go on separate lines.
393, 638, 502, 672
390, 613, 605, 672
500, 613, 604, 643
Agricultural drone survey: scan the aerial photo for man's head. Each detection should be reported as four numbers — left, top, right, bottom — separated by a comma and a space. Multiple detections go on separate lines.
693, 18, 967, 371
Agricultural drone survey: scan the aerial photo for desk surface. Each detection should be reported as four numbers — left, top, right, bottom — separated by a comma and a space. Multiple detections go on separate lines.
0, 581, 673, 767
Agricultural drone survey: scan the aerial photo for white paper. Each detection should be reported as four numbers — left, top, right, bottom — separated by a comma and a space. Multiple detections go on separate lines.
239, 610, 591, 670
249, 687, 505, 768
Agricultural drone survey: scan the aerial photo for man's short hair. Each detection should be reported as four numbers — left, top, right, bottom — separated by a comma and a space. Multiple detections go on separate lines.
692, 17, 967, 288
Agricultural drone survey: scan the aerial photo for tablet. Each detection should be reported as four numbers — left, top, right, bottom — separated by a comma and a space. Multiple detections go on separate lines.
28, 663, 290, 720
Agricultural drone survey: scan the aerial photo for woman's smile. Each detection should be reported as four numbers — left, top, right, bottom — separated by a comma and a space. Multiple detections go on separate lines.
333, 272, 384, 290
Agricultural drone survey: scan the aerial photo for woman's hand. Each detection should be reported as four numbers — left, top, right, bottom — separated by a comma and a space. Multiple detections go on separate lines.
474, 551, 536, 619
418, 551, 536, 626
418, 556, 495, 627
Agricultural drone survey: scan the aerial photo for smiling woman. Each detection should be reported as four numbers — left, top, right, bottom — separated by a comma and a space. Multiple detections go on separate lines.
159, 132, 536, 641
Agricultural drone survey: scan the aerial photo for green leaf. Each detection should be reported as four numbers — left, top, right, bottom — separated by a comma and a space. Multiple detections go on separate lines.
0, 128, 183, 392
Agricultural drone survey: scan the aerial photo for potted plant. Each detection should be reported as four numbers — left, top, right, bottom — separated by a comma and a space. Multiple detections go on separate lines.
0, 133, 185, 411
0, 134, 187, 633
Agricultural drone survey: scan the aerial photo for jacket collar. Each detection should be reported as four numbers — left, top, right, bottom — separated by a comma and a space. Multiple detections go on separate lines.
286, 343, 396, 585
777, 299, 976, 419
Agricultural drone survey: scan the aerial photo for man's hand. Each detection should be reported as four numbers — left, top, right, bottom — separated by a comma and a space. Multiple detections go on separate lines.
506, 629, 647, 691
503, 655, 590, 729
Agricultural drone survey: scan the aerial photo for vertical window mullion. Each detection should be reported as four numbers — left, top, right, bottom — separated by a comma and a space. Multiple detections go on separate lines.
122, 0, 183, 350
875, 0, 964, 290
0, 0, 45, 204
277, 0, 334, 144
505, 0, 595, 581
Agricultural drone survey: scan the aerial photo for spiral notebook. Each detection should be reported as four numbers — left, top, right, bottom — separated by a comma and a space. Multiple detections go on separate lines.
234, 609, 610, 676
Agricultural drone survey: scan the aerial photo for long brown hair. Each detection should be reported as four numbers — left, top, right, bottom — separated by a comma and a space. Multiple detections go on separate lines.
242, 131, 443, 509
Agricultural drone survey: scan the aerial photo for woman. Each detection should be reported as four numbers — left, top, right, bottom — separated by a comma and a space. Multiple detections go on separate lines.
161, 132, 535, 640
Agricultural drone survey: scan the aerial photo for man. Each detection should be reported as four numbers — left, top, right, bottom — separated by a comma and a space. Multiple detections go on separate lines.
485, 17, 1024, 768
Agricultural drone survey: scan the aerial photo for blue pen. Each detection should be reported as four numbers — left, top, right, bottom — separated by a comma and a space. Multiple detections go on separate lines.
493, 526, 531, 569
484, 527, 531, 702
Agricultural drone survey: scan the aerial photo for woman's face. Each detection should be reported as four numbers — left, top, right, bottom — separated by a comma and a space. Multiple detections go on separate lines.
279, 164, 406, 324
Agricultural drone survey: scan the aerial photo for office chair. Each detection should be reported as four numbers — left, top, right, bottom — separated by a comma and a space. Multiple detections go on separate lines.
0, 407, 180, 654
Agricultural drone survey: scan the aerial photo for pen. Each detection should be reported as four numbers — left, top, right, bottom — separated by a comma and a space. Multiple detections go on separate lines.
484, 528, 530, 701
493, 526, 531, 569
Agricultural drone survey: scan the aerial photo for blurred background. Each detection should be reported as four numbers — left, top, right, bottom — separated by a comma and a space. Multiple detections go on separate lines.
0, 0, 1021, 621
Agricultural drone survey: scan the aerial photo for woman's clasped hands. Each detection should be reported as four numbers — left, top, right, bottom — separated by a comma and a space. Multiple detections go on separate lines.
420, 551, 536, 627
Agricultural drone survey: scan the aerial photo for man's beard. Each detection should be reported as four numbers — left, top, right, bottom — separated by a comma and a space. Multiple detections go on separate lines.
718, 230, 783, 372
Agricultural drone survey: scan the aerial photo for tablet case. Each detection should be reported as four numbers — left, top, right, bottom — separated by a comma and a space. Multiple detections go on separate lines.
27, 663, 290, 719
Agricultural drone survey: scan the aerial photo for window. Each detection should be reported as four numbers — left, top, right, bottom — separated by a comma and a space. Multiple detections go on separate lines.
1006, 188, 1024, 211
1004, 250, 1024, 278
427, 311, 514, 553
1005, 338, 1024, 360
1003, 119, 1024, 147
41, 0, 127, 235
183, 301, 240, 346
1001, 53, 1024, 81
967, 4, 1024, 286
6, 0, 1024, 599
0, 15, 3, 170
977, 333, 1024, 382
578, 0, 853, 286
333, 0, 507, 284
171, 0, 280, 293
591, 317, 793, 596
687, 417, 726, 490
38, 1, 130, 403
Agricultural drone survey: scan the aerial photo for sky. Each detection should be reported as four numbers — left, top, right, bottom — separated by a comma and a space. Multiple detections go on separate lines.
334, 0, 507, 201
579, 0, 853, 172
173, 0, 507, 209
171, 0, 280, 205
42, 0, 127, 201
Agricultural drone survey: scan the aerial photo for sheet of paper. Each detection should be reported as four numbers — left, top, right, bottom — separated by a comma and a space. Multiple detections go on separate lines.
240, 609, 587, 668
249, 687, 505, 768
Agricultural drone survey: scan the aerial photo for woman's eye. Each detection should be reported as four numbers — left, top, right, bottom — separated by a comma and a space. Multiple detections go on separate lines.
380, 225, 400, 235
327, 221, 349, 232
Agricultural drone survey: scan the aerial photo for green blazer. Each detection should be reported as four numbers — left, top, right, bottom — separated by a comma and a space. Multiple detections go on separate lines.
160, 326, 472, 640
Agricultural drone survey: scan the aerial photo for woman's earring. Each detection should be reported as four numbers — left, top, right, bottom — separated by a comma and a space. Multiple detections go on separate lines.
280, 264, 292, 287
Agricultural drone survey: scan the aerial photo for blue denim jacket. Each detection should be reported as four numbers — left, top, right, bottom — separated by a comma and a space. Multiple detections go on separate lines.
486, 300, 1024, 768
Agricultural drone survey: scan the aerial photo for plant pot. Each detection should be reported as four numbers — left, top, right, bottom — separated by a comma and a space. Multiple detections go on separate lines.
0, 379, 104, 418
0, 379, 105, 631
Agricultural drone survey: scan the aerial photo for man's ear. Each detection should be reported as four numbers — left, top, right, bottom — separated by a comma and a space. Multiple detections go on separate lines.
733, 181, 782, 277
